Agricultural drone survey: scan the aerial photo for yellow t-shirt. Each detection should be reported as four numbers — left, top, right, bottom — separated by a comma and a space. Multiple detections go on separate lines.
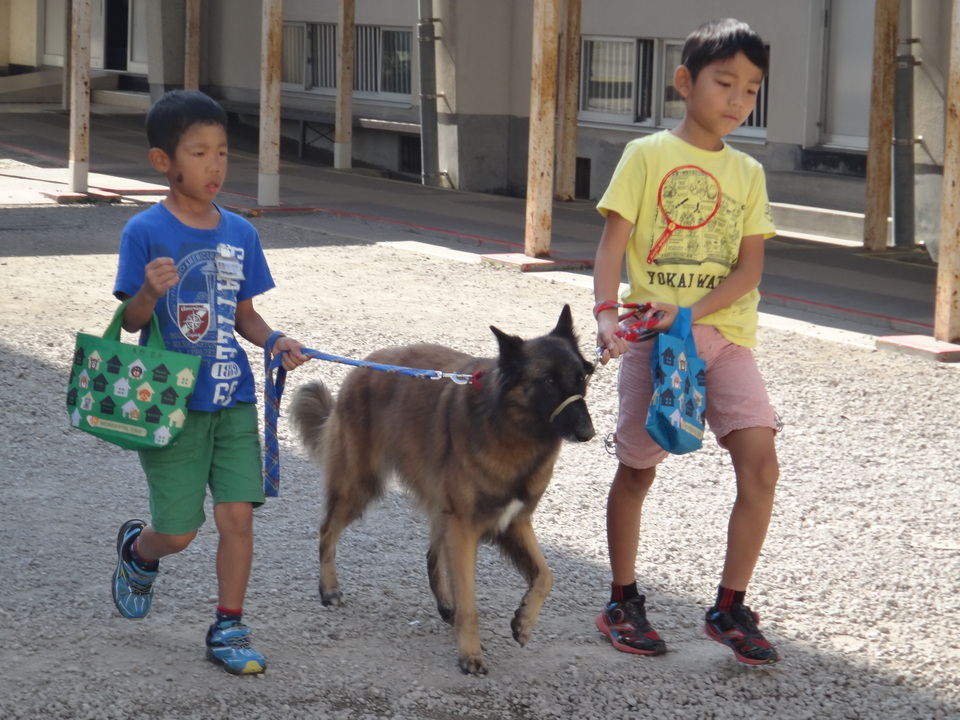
597, 131, 776, 347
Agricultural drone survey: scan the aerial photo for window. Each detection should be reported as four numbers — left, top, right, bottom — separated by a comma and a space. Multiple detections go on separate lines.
282, 22, 412, 98
580, 38, 653, 123
580, 36, 770, 135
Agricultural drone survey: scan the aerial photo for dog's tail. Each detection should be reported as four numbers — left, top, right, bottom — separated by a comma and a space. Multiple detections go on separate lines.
288, 380, 335, 466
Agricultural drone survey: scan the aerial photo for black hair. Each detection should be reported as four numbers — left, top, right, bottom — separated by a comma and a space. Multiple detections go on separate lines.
681, 19, 769, 81
145, 89, 228, 157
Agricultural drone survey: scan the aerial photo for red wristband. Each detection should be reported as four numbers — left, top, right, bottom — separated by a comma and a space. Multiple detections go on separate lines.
593, 300, 619, 318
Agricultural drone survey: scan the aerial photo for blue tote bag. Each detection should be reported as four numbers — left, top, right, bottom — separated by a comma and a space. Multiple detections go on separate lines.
644, 307, 706, 454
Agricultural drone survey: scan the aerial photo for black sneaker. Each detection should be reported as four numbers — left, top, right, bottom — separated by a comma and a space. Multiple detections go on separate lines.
704, 604, 781, 665
595, 595, 667, 656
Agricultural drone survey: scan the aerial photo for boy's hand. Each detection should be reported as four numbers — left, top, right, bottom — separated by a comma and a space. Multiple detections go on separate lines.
595, 313, 629, 365
272, 335, 310, 371
646, 303, 678, 331
143, 257, 179, 300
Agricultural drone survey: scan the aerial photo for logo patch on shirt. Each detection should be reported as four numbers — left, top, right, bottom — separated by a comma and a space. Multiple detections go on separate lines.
178, 303, 210, 343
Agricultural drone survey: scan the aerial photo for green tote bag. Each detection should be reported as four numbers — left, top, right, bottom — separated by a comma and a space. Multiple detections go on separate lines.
66, 301, 201, 450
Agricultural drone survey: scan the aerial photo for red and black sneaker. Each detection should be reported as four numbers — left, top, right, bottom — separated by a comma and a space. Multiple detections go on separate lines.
596, 595, 667, 656
704, 604, 781, 665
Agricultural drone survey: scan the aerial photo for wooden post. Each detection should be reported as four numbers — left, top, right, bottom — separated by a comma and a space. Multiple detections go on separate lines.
524, 0, 560, 257
554, 0, 581, 202
335, 0, 355, 169
934, 0, 960, 343
864, 0, 899, 251
68, 0, 92, 193
258, 0, 282, 206
184, 0, 201, 90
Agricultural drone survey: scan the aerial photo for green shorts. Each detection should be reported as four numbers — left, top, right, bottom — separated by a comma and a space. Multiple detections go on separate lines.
137, 402, 264, 535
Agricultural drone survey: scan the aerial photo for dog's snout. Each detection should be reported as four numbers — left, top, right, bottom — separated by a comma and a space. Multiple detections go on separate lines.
574, 417, 596, 442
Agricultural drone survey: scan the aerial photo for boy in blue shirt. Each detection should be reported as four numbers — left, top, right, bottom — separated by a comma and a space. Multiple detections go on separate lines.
111, 90, 309, 675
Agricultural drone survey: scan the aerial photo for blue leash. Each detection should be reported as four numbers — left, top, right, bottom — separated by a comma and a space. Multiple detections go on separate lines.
261, 338, 484, 497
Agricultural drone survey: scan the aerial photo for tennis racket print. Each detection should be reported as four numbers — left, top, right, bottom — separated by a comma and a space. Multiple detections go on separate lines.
646, 165, 722, 264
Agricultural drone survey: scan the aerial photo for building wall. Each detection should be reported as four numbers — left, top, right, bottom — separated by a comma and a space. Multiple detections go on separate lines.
0, 0, 10, 70
155, 0, 952, 210
8, 0, 37, 67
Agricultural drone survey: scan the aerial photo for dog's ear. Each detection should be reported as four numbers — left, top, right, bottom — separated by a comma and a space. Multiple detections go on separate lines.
550, 304, 575, 340
491, 325, 525, 385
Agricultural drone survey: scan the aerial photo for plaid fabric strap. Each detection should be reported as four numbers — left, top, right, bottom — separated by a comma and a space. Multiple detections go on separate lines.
262, 331, 287, 498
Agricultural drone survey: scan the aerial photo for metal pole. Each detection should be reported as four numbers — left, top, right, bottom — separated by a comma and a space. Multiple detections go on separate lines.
524, 0, 560, 257
62, 0, 73, 111
184, 0, 201, 90
934, 0, 960, 343
257, 0, 282, 206
893, 0, 915, 248
335, 0, 355, 170
864, 0, 899, 251
69, 0, 91, 194
418, 0, 441, 187
554, 0, 581, 202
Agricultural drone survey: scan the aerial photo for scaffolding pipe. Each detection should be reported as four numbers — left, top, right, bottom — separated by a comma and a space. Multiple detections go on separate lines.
934, 0, 960, 343
257, 0, 282, 206
524, 0, 560, 257
864, 0, 899, 251
68, 0, 91, 193
185, 0, 201, 90
418, 1, 441, 187
554, 0, 581, 202
893, 0, 915, 248
335, 0, 355, 169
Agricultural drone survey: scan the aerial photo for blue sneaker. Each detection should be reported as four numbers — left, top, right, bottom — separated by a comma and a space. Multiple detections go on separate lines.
205, 621, 267, 675
111, 519, 158, 619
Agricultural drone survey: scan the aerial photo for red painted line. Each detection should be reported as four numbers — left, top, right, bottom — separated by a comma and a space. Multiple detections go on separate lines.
0, 139, 65, 165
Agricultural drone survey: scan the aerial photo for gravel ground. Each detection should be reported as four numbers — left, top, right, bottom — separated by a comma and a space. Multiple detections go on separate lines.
1, 205, 958, 719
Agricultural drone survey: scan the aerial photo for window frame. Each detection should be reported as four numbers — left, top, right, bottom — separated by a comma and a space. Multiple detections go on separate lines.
578, 36, 656, 127
579, 35, 770, 139
281, 21, 413, 102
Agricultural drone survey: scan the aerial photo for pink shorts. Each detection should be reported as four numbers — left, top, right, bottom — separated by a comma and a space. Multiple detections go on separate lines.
614, 324, 777, 469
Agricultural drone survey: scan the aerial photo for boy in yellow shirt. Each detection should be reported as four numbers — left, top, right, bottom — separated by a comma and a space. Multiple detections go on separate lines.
593, 18, 781, 665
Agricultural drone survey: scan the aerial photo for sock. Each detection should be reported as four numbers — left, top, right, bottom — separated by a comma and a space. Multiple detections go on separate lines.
610, 581, 641, 604
129, 537, 159, 573
715, 585, 746, 612
216, 606, 243, 626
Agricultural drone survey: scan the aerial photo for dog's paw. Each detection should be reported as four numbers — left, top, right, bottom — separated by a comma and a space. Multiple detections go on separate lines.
511, 612, 532, 647
458, 654, 489, 676
319, 586, 343, 607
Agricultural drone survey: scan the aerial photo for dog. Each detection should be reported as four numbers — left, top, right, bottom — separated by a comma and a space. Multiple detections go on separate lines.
289, 304, 596, 675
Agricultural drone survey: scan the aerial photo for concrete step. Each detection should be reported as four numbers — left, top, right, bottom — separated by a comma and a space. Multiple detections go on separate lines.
91, 88, 150, 111
770, 201, 892, 247
0, 69, 117, 103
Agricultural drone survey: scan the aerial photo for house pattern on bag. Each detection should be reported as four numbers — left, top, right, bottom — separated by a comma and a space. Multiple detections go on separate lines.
67, 342, 197, 441
652, 345, 706, 430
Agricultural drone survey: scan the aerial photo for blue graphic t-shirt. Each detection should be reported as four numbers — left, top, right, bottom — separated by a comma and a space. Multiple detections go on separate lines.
113, 202, 275, 412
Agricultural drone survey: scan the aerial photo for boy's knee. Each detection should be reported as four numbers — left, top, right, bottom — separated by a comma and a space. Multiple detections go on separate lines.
615, 462, 657, 492
213, 501, 255, 534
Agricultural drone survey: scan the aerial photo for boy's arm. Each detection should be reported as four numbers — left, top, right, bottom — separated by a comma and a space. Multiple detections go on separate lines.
234, 299, 310, 371
593, 210, 633, 364
119, 257, 180, 332
689, 233, 765, 322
